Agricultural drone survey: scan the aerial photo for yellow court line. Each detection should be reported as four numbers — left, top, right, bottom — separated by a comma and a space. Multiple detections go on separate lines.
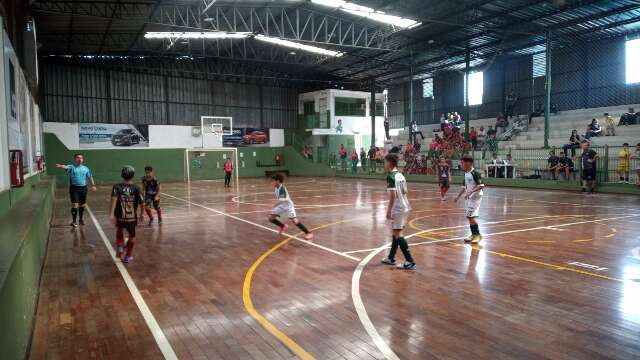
574, 239, 594, 242
242, 219, 352, 360
448, 245, 624, 282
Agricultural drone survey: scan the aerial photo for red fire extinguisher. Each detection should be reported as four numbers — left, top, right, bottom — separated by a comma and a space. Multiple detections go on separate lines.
9, 150, 25, 187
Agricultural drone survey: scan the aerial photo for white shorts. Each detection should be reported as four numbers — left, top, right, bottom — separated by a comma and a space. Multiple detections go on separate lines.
465, 198, 482, 218
392, 212, 409, 230
272, 202, 297, 219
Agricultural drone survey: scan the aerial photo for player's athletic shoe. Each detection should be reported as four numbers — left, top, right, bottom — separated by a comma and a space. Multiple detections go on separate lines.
122, 256, 133, 264
148, 217, 154, 226
398, 262, 416, 270
304, 233, 314, 240
471, 235, 483, 244
278, 224, 288, 235
115, 246, 124, 259
441, 197, 447, 202
463, 234, 474, 243
381, 258, 396, 265
158, 218, 162, 225
79, 220, 85, 226
70, 221, 78, 228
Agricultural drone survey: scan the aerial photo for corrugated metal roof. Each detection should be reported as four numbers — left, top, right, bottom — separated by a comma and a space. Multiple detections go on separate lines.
31, 0, 640, 87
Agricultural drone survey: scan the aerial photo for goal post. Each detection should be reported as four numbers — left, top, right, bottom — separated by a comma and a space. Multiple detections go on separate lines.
184, 147, 239, 191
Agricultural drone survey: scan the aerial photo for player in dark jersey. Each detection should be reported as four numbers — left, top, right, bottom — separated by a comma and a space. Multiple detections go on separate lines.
142, 166, 162, 225
437, 156, 452, 201
110, 166, 144, 263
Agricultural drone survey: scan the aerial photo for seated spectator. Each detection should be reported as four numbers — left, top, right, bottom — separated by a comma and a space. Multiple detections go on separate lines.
469, 127, 478, 150
505, 154, 515, 178
529, 103, 544, 124
604, 113, 615, 136
477, 126, 486, 147
550, 103, 558, 114
302, 146, 313, 160
488, 152, 504, 177
562, 130, 583, 157
557, 151, 575, 180
390, 144, 402, 154
496, 112, 509, 133
619, 108, 638, 126
440, 114, 448, 131
547, 150, 560, 180
486, 125, 497, 138
585, 118, 602, 139
413, 140, 422, 153
404, 142, 414, 160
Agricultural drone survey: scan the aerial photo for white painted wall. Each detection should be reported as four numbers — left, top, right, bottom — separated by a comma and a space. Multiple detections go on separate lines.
0, 18, 9, 191
149, 125, 203, 148
269, 129, 285, 147
44, 122, 79, 149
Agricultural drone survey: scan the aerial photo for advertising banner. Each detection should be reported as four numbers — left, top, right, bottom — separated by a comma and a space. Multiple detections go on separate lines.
79, 123, 149, 148
223, 128, 270, 147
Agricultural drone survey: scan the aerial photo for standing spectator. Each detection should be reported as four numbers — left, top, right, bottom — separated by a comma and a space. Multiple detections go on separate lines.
578, 141, 599, 194
562, 130, 583, 157
410, 120, 424, 144
617, 143, 631, 183
505, 154, 516, 178
505, 92, 517, 119
486, 125, 497, 138
384, 117, 390, 141
360, 147, 367, 170
440, 114, 448, 131
557, 151, 575, 180
546, 150, 560, 180
585, 118, 602, 139
368, 145, 377, 172
477, 126, 486, 148
335, 119, 343, 134
55, 153, 97, 227
469, 127, 478, 150
351, 149, 359, 173
339, 144, 348, 170
618, 108, 637, 126
604, 113, 616, 136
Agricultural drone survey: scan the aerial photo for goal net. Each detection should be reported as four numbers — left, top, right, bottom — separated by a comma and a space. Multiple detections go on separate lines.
201, 116, 232, 148
185, 148, 239, 191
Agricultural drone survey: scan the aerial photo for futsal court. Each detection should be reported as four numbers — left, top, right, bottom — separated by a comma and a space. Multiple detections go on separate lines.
30, 177, 640, 360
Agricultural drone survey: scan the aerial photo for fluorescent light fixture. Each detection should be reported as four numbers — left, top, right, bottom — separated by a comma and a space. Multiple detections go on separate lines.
254, 34, 344, 57
144, 32, 251, 39
310, 0, 420, 29
144, 31, 344, 57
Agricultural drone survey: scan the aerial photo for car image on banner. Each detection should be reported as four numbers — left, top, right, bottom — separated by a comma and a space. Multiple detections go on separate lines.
79, 123, 148, 148
242, 130, 268, 144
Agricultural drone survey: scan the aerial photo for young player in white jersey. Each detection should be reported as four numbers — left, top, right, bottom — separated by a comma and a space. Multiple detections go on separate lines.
381, 154, 416, 270
268, 173, 314, 240
454, 156, 485, 244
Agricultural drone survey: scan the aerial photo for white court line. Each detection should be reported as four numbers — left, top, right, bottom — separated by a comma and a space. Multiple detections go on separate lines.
86, 207, 178, 360
350, 212, 640, 360
162, 192, 361, 262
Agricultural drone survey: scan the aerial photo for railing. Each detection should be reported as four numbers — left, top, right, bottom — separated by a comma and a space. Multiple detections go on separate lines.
331, 144, 639, 184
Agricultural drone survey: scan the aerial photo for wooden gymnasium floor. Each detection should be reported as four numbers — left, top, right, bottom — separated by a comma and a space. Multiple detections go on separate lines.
29, 177, 640, 360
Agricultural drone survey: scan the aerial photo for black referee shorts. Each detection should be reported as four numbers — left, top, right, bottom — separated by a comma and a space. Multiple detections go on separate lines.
582, 168, 597, 181
69, 185, 88, 205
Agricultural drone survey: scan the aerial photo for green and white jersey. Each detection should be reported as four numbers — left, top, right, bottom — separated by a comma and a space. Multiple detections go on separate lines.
386, 169, 411, 213
274, 184, 293, 204
463, 168, 484, 200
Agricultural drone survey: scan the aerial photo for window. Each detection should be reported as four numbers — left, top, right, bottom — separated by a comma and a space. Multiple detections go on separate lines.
335, 97, 366, 116
532, 52, 546, 78
464, 71, 483, 106
375, 101, 384, 116
422, 78, 433, 98
626, 38, 640, 84
303, 101, 315, 115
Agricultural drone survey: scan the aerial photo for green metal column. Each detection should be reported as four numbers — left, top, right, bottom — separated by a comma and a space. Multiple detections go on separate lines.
464, 48, 470, 136
409, 66, 414, 127
370, 79, 376, 145
544, 30, 552, 149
